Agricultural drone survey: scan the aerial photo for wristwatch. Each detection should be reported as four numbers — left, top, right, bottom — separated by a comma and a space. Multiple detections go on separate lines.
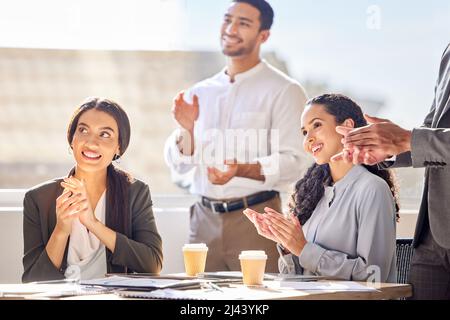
385, 155, 396, 162
278, 243, 290, 255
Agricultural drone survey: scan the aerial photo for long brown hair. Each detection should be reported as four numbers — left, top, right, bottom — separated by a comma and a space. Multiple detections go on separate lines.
67, 97, 132, 235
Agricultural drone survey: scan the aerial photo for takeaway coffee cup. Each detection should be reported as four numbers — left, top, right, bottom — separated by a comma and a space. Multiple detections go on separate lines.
239, 250, 267, 285
182, 243, 208, 276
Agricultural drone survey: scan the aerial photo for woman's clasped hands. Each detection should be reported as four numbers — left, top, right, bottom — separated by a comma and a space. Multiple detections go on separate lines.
243, 207, 307, 256
55, 176, 97, 235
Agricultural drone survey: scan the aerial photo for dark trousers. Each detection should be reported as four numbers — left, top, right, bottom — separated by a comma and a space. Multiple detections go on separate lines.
409, 225, 450, 300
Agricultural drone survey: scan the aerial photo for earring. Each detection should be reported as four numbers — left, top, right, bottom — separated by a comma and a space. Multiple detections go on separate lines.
114, 154, 121, 164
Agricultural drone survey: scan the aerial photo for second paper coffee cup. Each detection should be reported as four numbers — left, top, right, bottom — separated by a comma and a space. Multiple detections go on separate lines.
239, 250, 267, 285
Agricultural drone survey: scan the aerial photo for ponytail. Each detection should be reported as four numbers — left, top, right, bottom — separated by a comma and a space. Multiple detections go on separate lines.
106, 164, 132, 235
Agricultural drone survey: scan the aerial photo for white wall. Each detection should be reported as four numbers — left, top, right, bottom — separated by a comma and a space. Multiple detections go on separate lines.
0, 209, 190, 284
0, 213, 24, 283
0, 191, 195, 284
0, 192, 418, 283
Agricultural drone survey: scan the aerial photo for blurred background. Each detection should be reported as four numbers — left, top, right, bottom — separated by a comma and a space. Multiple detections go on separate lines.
1, 0, 448, 208
0, 0, 449, 281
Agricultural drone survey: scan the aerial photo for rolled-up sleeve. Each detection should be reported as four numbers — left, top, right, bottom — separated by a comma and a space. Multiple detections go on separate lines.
164, 88, 201, 176
164, 128, 200, 175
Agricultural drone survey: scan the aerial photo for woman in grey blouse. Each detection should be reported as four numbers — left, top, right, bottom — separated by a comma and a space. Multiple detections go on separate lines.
244, 94, 399, 282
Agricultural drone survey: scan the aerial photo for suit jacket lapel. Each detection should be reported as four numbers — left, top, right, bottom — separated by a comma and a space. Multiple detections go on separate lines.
48, 182, 64, 235
48, 180, 70, 271
434, 50, 450, 126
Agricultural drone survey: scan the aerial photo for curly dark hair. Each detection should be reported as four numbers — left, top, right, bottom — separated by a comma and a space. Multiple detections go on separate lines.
289, 94, 400, 225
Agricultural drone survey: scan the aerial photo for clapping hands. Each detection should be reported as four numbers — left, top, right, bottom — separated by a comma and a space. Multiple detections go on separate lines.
243, 207, 307, 256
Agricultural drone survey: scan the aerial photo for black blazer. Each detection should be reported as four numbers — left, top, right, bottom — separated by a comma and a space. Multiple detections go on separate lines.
22, 177, 163, 282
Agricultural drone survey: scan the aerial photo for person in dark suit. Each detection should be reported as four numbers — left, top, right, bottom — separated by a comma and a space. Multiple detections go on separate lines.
333, 43, 450, 299
22, 98, 163, 282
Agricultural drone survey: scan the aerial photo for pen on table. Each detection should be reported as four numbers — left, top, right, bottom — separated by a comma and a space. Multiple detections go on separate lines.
207, 282, 224, 292
29, 278, 79, 285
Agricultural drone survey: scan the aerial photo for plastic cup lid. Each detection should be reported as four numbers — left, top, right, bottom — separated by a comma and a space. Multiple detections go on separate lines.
239, 250, 267, 260
182, 243, 208, 251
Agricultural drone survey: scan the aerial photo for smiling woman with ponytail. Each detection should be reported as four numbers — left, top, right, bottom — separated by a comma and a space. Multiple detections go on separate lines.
244, 94, 399, 282
22, 98, 163, 282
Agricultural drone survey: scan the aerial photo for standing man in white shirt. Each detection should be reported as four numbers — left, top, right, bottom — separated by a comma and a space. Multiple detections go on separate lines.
164, 0, 308, 272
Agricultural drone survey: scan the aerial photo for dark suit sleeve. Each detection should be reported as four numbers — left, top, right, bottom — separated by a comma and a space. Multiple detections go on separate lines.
380, 45, 449, 170
110, 184, 163, 274
408, 45, 450, 168
22, 191, 65, 283
379, 80, 436, 170
379, 98, 437, 170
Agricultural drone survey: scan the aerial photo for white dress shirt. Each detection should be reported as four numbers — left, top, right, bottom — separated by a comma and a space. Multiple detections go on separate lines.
65, 191, 107, 280
164, 60, 310, 199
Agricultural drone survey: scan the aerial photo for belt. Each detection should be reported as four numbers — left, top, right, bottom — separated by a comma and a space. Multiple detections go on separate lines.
201, 191, 279, 214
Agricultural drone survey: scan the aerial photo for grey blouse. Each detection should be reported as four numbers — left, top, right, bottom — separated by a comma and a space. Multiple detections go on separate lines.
278, 165, 397, 282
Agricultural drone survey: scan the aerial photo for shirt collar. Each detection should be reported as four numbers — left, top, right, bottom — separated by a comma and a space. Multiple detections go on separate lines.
333, 165, 367, 193
324, 165, 366, 207
220, 59, 267, 84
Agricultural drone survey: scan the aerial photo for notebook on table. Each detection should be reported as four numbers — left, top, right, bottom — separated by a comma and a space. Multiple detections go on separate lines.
81, 276, 204, 291
116, 289, 208, 300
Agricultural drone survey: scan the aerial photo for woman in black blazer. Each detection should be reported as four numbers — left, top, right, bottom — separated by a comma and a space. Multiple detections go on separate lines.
22, 98, 163, 282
